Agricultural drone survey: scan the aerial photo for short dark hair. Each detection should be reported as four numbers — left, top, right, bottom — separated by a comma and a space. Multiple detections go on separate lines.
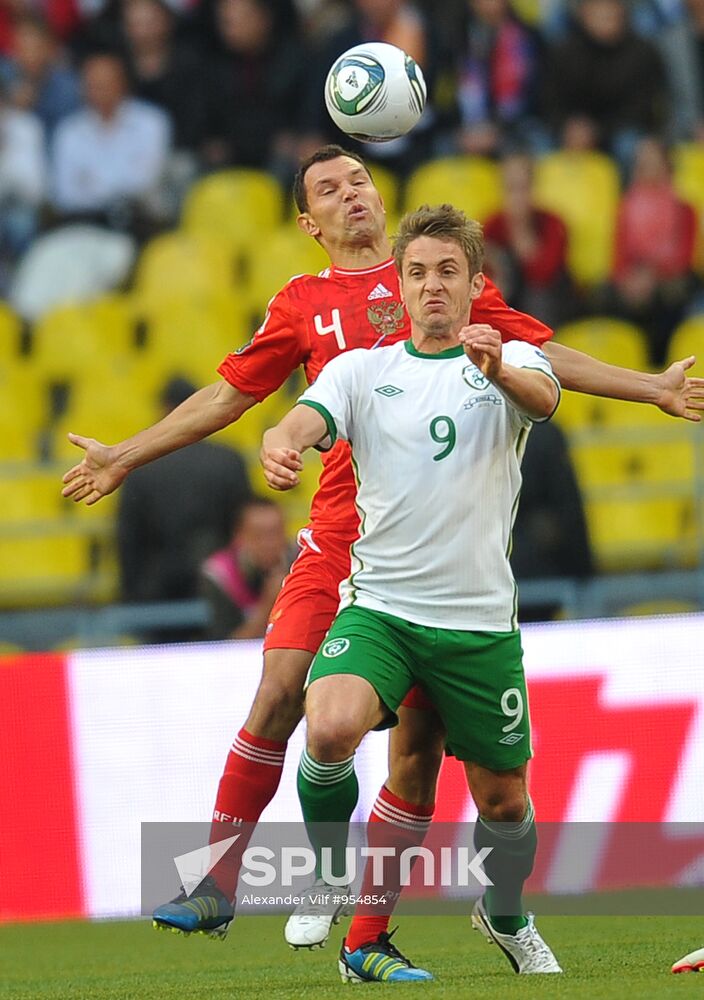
233, 496, 282, 533
293, 144, 371, 213
393, 204, 484, 277
160, 376, 197, 410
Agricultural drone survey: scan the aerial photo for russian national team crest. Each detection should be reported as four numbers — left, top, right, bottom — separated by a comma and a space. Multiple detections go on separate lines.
367, 301, 405, 338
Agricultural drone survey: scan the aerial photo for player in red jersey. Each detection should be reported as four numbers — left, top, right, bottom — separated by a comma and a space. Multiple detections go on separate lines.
63, 145, 704, 947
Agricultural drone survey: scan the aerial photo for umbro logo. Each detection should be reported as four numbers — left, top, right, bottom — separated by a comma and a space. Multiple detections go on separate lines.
368, 282, 393, 301
374, 385, 404, 397
498, 732, 525, 746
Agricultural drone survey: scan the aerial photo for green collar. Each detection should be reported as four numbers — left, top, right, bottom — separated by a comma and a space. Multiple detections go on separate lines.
404, 339, 465, 359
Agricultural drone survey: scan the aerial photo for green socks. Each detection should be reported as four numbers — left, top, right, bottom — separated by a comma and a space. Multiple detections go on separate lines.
298, 748, 359, 880
474, 798, 537, 935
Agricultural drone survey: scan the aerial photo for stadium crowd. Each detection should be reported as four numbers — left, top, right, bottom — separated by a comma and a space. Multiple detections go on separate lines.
2, 0, 704, 626
0, 0, 702, 358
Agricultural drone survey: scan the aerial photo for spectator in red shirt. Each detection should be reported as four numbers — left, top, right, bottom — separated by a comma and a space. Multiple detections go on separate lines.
610, 135, 698, 363
483, 151, 576, 327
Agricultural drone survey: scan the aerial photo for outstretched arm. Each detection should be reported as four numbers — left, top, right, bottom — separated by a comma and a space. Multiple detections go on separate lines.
62, 380, 256, 505
543, 342, 704, 422
261, 404, 329, 491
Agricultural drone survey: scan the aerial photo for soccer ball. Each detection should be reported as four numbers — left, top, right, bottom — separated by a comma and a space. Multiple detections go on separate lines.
324, 42, 426, 143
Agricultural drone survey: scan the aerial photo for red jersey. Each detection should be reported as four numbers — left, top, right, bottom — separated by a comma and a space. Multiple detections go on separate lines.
218, 258, 552, 537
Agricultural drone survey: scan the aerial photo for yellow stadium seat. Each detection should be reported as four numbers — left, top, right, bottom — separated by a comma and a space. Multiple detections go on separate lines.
0, 468, 68, 523
404, 157, 502, 222
182, 169, 284, 257
0, 300, 21, 362
666, 315, 704, 369
672, 143, 704, 275
509, 0, 541, 23
133, 292, 249, 388
569, 428, 699, 570
50, 373, 159, 460
555, 391, 680, 431
571, 436, 695, 490
0, 532, 92, 606
672, 143, 704, 215
552, 318, 653, 430
246, 224, 330, 320
134, 231, 236, 305
31, 297, 138, 384
534, 150, 620, 286
555, 317, 649, 369
584, 495, 696, 571
0, 369, 47, 461
368, 163, 400, 229
617, 599, 699, 617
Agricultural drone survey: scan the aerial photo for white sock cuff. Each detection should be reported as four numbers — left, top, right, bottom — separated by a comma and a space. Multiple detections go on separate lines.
299, 748, 355, 786
479, 796, 535, 841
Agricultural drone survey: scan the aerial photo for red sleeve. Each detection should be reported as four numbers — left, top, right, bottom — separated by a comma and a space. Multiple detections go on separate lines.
217, 287, 309, 401
473, 275, 553, 346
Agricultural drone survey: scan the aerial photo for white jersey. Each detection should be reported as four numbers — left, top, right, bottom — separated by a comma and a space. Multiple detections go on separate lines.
300, 338, 559, 630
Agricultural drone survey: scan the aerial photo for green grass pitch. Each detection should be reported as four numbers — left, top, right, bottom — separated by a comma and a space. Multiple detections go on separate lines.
0, 914, 702, 999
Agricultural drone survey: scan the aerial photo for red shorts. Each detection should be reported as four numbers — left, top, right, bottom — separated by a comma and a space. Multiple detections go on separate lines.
263, 527, 433, 711
263, 528, 352, 654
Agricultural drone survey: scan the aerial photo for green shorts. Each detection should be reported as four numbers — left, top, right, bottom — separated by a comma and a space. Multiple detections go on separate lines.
310, 605, 532, 770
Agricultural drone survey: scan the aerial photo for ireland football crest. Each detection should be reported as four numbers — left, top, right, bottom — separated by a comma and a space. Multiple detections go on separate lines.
462, 364, 490, 390
322, 638, 351, 658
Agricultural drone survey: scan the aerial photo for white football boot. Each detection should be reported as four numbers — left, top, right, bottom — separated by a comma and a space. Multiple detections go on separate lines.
672, 946, 704, 973
471, 897, 562, 974
284, 877, 351, 949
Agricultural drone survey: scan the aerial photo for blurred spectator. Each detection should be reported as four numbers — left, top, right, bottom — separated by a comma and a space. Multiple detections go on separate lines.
483, 151, 575, 327
666, 0, 704, 141
200, 496, 292, 640
560, 112, 600, 152
608, 136, 698, 364
0, 78, 47, 291
50, 50, 172, 231
444, 0, 545, 157
300, 0, 435, 172
119, 0, 209, 154
117, 377, 252, 605
0, 1, 80, 55
0, 15, 81, 136
511, 420, 594, 622
201, 0, 308, 183
543, 0, 669, 172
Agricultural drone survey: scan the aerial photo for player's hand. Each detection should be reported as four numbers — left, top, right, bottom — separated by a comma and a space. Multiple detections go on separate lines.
655, 356, 704, 422
260, 445, 304, 491
61, 434, 127, 505
458, 324, 503, 381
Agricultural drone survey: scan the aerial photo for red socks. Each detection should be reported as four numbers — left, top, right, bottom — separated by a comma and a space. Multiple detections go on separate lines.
209, 728, 286, 900
345, 786, 434, 952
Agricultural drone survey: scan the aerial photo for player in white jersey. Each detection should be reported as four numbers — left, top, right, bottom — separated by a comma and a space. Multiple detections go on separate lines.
325, 334, 558, 630
261, 204, 562, 982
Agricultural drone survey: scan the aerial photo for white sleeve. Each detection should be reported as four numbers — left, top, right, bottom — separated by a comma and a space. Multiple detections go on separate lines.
297, 350, 363, 448
501, 341, 561, 423
2, 114, 47, 205
51, 119, 83, 211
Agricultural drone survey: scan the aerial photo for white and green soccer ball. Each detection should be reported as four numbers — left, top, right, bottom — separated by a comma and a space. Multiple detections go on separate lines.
324, 42, 426, 143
